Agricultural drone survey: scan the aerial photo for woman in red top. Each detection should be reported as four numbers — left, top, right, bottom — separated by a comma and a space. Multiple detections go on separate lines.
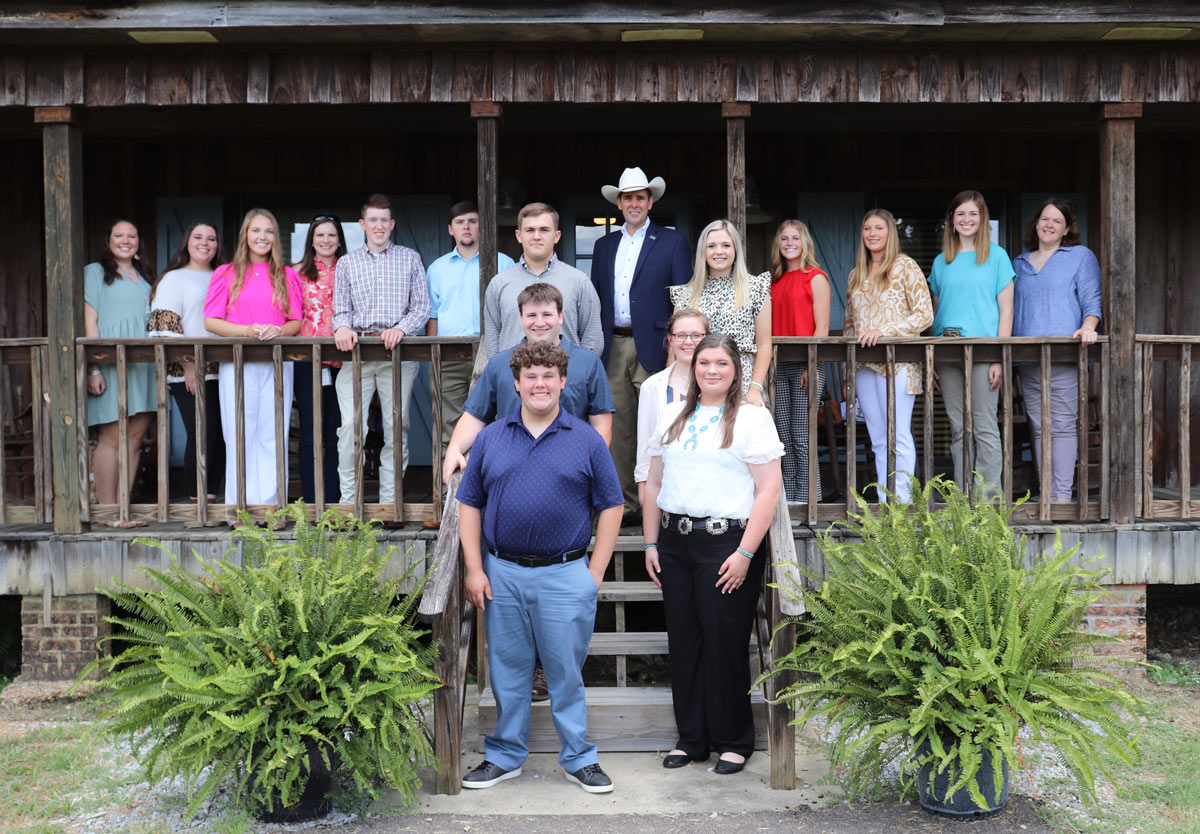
770, 220, 831, 503
293, 213, 346, 504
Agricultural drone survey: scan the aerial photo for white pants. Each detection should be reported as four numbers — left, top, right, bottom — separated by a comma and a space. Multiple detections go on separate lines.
219, 361, 293, 505
856, 366, 916, 503
335, 359, 418, 504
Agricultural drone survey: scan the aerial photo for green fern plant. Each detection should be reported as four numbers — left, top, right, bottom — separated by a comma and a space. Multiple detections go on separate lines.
77, 504, 441, 818
763, 477, 1142, 809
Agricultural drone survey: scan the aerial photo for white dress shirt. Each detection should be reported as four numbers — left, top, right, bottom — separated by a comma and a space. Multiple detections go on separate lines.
612, 222, 648, 327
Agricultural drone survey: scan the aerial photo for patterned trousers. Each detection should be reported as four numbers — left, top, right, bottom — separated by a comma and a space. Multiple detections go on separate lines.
775, 362, 823, 503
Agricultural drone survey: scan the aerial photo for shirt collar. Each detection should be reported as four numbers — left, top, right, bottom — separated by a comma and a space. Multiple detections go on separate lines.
519, 254, 558, 275
448, 248, 478, 264
621, 222, 649, 242
364, 241, 395, 259
504, 404, 573, 437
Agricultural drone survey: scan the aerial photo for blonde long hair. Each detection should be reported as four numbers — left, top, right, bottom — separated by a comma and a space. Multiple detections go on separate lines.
682, 219, 751, 309
229, 208, 291, 316
847, 208, 902, 297
770, 219, 822, 280
942, 190, 992, 267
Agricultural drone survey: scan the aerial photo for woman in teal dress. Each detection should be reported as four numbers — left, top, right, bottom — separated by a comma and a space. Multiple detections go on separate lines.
84, 218, 157, 526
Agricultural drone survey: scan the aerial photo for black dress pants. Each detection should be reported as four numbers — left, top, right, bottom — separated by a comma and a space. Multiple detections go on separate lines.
169, 379, 225, 499
658, 522, 766, 759
293, 362, 341, 504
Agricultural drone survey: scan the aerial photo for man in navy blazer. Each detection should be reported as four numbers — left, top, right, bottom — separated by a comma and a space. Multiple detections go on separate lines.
592, 167, 692, 521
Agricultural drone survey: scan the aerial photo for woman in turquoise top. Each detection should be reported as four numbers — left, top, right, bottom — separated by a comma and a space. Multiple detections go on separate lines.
84, 218, 158, 526
928, 191, 1014, 496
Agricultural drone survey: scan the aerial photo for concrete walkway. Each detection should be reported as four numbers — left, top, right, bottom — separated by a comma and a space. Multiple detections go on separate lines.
362, 694, 1056, 834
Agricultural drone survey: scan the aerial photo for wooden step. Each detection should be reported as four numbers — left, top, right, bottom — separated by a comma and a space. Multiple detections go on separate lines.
598, 580, 661, 602
476, 685, 768, 753
588, 630, 759, 656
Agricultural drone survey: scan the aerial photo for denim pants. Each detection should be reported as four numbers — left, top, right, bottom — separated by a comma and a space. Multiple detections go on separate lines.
482, 552, 599, 772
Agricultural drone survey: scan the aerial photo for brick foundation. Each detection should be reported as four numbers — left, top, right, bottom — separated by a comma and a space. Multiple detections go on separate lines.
20, 594, 111, 681
1084, 584, 1147, 663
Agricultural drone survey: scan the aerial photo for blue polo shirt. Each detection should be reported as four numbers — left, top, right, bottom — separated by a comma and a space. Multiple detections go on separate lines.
462, 338, 615, 423
427, 248, 515, 338
457, 407, 624, 557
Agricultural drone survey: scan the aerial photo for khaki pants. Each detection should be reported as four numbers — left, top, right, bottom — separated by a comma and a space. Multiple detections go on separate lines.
436, 360, 473, 452
335, 359, 418, 504
606, 333, 650, 515
936, 361, 1002, 496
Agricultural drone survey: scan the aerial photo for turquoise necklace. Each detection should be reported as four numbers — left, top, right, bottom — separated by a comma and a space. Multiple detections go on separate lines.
683, 404, 724, 451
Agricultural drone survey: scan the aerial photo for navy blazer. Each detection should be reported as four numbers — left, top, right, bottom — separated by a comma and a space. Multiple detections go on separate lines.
591, 221, 692, 372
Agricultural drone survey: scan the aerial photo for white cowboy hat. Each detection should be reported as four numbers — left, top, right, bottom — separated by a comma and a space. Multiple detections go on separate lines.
601, 167, 667, 204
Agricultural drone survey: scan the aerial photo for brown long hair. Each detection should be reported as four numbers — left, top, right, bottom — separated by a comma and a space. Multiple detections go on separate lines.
229, 208, 292, 316
295, 213, 347, 282
663, 333, 742, 449
942, 190, 992, 266
97, 217, 155, 286
847, 208, 902, 298
1023, 197, 1082, 251
152, 220, 225, 300
770, 219, 823, 280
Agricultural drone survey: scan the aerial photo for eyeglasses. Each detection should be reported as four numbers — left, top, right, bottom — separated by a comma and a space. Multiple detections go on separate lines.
670, 332, 706, 343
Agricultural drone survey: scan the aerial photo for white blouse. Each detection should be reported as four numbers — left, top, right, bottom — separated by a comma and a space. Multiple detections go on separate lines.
648, 401, 784, 519
634, 362, 688, 485
149, 268, 217, 383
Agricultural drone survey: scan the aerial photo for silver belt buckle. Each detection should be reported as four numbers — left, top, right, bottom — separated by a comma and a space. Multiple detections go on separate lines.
704, 517, 729, 535
661, 512, 670, 530
677, 516, 693, 535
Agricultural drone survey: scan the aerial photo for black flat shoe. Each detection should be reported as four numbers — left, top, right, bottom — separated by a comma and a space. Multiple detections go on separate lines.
714, 757, 746, 775
663, 752, 709, 769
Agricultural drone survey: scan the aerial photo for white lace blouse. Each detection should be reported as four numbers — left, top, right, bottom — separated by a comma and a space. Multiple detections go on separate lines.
648, 401, 784, 519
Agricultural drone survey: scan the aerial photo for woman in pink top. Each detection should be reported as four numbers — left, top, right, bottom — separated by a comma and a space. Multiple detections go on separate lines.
293, 213, 346, 504
204, 208, 303, 509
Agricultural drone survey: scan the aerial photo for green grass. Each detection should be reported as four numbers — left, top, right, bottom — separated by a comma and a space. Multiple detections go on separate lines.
1037, 685, 1200, 834
1147, 658, 1200, 687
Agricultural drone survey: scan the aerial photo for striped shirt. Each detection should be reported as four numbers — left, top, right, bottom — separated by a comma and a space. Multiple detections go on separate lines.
332, 241, 431, 336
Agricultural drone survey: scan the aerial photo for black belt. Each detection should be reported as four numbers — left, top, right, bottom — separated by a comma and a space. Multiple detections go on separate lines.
612, 326, 634, 337
661, 511, 747, 536
492, 548, 586, 567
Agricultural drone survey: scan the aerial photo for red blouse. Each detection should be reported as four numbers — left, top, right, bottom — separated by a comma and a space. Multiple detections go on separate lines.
771, 266, 827, 337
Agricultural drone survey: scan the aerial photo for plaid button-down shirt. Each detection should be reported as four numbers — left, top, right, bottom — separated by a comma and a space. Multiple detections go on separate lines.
332, 241, 431, 335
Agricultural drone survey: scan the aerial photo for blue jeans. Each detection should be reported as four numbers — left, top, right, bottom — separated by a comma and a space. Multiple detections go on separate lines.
483, 552, 598, 772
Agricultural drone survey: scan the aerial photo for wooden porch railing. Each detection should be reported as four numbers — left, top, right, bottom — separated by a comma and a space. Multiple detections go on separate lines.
1139, 335, 1200, 519
0, 338, 51, 524
70, 336, 475, 527
773, 336, 1111, 522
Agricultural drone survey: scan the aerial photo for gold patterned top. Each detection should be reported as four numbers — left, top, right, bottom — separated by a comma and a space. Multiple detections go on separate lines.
842, 254, 934, 394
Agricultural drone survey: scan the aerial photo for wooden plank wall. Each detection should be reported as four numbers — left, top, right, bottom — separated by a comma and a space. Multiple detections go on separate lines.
1, 46, 1199, 108
1137, 137, 1200, 489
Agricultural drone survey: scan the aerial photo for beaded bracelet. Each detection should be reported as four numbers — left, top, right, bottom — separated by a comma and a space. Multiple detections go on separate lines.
643, 543, 659, 550
736, 546, 754, 559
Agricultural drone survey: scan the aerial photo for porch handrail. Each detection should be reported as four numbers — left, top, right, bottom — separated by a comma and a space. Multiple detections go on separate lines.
1137, 335, 1200, 519
0, 337, 50, 524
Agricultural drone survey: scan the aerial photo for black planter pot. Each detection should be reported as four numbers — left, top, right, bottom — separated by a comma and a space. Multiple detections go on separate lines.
915, 740, 1011, 819
253, 742, 336, 823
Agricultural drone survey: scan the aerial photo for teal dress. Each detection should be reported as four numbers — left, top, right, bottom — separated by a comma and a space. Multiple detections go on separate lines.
84, 262, 156, 426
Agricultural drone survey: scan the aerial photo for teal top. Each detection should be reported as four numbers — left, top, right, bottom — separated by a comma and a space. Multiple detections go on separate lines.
927, 243, 1015, 338
84, 262, 156, 425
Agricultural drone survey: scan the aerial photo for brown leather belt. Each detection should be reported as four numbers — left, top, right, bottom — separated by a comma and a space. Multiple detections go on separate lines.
612, 326, 634, 337
360, 331, 383, 337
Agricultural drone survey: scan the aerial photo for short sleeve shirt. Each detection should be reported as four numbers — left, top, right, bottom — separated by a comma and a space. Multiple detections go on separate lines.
457, 408, 623, 557
928, 243, 1015, 337
463, 339, 615, 423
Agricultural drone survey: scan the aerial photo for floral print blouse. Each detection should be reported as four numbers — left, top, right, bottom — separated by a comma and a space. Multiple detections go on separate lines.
842, 254, 934, 394
300, 258, 341, 367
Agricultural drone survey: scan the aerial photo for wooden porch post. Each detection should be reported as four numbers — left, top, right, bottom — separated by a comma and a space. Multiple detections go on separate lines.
36, 106, 86, 534
723, 102, 749, 240
472, 101, 500, 336
1099, 103, 1140, 523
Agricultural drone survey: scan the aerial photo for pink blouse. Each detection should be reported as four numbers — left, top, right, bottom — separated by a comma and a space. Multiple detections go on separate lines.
204, 262, 303, 326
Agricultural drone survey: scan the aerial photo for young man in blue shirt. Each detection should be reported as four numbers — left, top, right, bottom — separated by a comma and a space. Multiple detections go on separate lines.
458, 341, 624, 793
425, 201, 515, 450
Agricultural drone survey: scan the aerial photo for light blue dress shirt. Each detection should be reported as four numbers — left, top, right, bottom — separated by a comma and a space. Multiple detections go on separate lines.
1012, 245, 1102, 338
427, 247, 515, 338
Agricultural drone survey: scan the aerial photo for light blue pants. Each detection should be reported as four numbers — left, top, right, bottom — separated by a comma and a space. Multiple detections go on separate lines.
483, 552, 599, 772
